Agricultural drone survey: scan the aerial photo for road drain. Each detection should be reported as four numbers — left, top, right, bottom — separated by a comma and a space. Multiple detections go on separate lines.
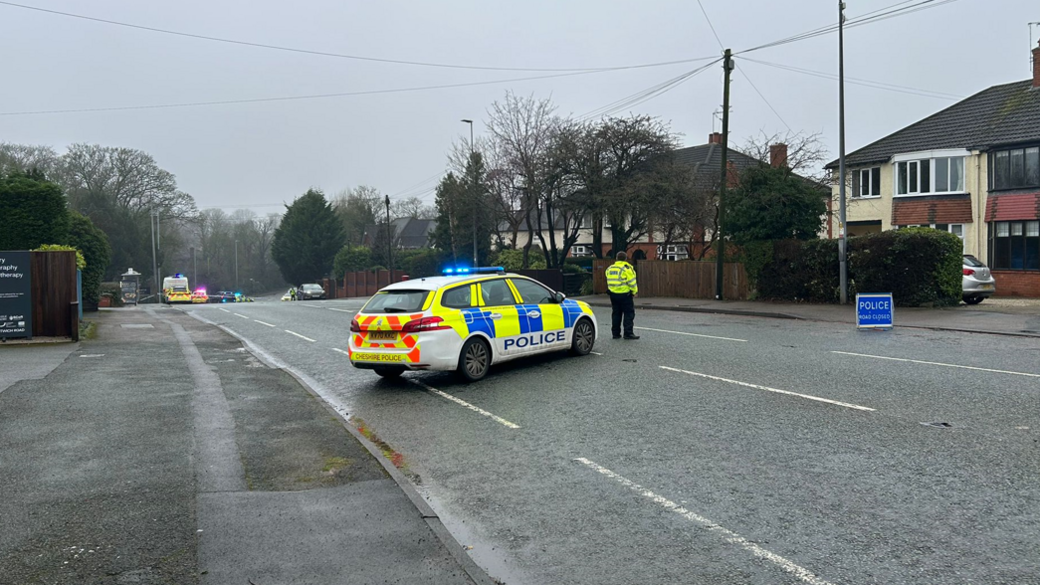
920, 421, 953, 428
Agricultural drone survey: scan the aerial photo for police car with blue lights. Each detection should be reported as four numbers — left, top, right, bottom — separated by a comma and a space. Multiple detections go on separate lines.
348, 267, 598, 381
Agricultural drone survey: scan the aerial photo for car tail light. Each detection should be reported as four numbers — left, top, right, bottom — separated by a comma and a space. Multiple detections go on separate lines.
963, 268, 975, 276
402, 316, 450, 332
350, 318, 361, 333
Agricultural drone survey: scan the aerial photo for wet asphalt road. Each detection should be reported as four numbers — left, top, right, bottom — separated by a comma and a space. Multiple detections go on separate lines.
174, 298, 1040, 585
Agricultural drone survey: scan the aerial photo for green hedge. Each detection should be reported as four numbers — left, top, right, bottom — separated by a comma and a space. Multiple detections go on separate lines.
753, 228, 963, 306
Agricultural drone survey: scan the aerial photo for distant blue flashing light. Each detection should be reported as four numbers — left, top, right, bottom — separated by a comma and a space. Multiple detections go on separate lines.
175, 273, 184, 278
442, 266, 504, 275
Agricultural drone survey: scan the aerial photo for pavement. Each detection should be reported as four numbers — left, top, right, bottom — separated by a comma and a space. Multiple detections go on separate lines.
0, 307, 489, 585
576, 294, 1040, 338
176, 296, 1040, 585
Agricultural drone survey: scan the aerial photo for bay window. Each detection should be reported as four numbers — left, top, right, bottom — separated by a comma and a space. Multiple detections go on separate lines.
896, 156, 965, 195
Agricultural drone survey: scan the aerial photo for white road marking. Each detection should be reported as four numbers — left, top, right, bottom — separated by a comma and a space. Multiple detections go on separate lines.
79, 354, 105, 358
660, 366, 875, 412
285, 330, 316, 342
833, 350, 1040, 378
410, 380, 520, 429
299, 303, 324, 308
331, 347, 350, 356
574, 458, 836, 585
635, 326, 747, 342
591, 351, 604, 356
218, 308, 231, 313
233, 313, 249, 320
328, 307, 359, 313
254, 320, 275, 327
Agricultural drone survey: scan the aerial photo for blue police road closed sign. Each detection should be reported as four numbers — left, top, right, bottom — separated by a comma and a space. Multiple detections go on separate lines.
856, 293, 894, 329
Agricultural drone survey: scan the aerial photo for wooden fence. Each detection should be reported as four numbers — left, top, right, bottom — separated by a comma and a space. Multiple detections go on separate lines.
326, 270, 409, 299
593, 259, 747, 300
31, 250, 79, 338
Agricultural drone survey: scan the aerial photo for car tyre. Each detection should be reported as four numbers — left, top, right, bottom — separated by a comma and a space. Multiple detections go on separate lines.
457, 337, 491, 382
570, 317, 595, 356
374, 367, 405, 379
963, 296, 984, 305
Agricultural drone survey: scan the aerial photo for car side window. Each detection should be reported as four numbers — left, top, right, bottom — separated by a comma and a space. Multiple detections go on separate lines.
441, 285, 474, 309
510, 278, 554, 304
480, 279, 516, 306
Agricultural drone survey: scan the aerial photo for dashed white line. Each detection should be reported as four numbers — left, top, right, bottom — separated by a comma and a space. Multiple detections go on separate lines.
285, 330, 316, 342
218, 308, 231, 313
590, 351, 604, 356
833, 350, 1040, 378
328, 307, 359, 313
409, 380, 520, 429
254, 320, 275, 327
574, 458, 836, 585
233, 313, 249, 320
635, 326, 747, 342
298, 303, 324, 309
331, 347, 350, 356
660, 366, 875, 412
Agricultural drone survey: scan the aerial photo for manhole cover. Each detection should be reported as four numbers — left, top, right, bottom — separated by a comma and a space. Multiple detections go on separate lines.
920, 421, 953, 428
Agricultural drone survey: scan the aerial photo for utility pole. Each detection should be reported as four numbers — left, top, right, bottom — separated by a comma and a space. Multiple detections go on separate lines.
838, 1, 849, 304
150, 210, 159, 300
461, 119, 477, 266
234, 239, 239, 291
384, 194, 393, 279
715, 49, 733, 301
192, 247, 197, 286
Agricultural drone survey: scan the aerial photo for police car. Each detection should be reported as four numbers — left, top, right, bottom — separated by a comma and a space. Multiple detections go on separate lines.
348, 267, 597, 381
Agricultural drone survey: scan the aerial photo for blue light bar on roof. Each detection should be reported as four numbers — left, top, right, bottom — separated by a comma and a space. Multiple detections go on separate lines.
441, 266, 503, 275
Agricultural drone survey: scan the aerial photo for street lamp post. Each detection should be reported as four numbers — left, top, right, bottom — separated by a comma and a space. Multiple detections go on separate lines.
385, 194, 393, 280
461, 118, 477, 267
234, 239, 239, 292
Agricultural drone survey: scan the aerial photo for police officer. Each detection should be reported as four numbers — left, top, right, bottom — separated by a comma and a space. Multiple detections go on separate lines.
605, 251, 639, 340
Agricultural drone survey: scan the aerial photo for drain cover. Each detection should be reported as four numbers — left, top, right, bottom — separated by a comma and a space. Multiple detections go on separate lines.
920, 422, 953, 428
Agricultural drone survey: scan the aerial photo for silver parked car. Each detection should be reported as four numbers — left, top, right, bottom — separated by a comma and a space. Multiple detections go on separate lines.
962, 255, 996, 305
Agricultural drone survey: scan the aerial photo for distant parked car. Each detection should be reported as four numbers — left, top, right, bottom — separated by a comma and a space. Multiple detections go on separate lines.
210, 291, 237, 303
962, 255, 996, 304
297, 283, 327, 300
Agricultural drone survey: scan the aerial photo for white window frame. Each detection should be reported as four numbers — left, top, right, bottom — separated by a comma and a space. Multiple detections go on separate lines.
855, 167, 881, 198
892, 150, 969, 197
571, 245, 592, 257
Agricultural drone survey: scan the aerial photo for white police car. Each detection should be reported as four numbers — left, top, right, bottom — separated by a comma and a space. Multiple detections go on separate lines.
348, 267, 598, 381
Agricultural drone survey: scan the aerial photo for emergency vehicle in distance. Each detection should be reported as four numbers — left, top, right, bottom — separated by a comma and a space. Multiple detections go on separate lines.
348, 267, 597, 381
161, 274, 192, 304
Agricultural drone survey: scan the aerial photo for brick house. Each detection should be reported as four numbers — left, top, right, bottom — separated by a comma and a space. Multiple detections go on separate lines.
826, 41, 1040, 296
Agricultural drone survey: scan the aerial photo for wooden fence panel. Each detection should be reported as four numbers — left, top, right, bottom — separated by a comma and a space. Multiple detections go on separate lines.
591, 259, 746, 300
30, 251, 77, 337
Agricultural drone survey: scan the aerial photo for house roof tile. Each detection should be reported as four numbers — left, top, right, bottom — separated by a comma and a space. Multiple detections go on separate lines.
827, 80, 1040, 169
984, 192, 1040, 222
891, 196, 973, 225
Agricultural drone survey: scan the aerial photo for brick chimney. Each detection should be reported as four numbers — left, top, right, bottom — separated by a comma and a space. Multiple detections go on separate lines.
708, 132, 723, 144
1034, 39, 1040, 88
769, 143, 789, 168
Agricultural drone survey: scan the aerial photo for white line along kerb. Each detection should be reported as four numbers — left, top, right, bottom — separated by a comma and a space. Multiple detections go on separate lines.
574, 458, 836, 585
833, 351, 1040, 378
233, 313, 249, 320
409, 380, 520, 429
660, 366, 875, 412
635, 326, 747, 342
254, 320, 275, 327
285, 330, 316, 342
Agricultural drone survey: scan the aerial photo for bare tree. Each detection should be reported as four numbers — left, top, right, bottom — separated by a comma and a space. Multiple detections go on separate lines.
740, 131, 830, 183
0, 143, 59, 176
391, 196, 436, 220
332, 185, 381, 246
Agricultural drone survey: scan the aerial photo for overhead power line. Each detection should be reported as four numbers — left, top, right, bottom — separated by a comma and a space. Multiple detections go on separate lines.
696, 0, 725, 51
0, 1, 716, 73
741, 57, 963, 100
737, 0, 962, 55
580, 59, 722, 120
0, 68, 631, 117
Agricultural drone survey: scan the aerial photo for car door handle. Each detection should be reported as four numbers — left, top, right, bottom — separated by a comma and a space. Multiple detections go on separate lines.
527, 311, 541, 318
489, 313, 503, 320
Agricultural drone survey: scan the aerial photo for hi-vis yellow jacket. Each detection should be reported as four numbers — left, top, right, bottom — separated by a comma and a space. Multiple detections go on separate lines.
605, 261, 638, 295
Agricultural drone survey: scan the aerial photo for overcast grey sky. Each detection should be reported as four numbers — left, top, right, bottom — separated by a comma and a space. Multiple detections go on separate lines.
0, 0, 1036, 212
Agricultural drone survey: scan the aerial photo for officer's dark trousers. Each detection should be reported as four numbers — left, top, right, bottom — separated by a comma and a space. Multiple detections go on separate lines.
608, 292, 635, 337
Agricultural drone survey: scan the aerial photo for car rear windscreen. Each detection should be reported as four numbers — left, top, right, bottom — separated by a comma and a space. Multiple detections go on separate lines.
963, 255, 985, 267
363, 290, 430, 314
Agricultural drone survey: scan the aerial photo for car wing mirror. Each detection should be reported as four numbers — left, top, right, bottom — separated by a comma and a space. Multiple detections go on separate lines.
554, 291, 566, 303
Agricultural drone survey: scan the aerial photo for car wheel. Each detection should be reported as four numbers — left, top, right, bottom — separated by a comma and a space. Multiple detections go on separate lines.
457, 337, 491, 382
964, 296, 984, 305
570, 318, 595, 356
374, 367, 405, 379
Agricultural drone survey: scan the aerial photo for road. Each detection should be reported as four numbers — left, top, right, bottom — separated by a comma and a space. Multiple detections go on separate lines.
174, 298, 1040, 585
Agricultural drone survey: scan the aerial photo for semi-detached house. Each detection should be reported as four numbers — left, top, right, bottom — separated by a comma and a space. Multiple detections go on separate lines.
826, 41, 1040, 296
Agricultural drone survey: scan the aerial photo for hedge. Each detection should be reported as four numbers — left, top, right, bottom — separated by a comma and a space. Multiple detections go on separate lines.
753, 228, 963, 307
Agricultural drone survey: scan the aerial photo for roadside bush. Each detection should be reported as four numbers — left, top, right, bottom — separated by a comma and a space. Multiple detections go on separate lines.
332, 245, 371, 277
402, 249, 445, 278
492, 248, 546, 270
33, 244, 86, 269
755, 229, 962, 306
561, 263, 585, 274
